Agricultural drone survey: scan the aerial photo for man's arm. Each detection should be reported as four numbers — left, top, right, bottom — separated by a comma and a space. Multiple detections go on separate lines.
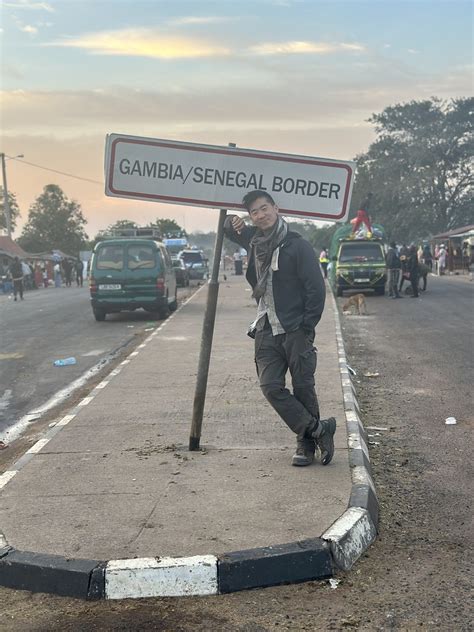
223, 215, 255, 251
296, 240, 326, 331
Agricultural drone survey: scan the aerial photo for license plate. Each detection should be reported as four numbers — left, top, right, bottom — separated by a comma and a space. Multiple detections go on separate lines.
98, 284, 121, 290
355, 278, 370, 283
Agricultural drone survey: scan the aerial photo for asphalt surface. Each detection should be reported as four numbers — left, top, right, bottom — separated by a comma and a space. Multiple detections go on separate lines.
0, 283, 195, 439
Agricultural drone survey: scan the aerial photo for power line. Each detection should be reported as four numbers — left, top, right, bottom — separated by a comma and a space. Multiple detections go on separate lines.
7, 155, 103, 186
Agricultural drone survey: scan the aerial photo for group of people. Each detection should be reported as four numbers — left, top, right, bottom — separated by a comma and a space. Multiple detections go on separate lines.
386, 243, 433, 299
4, 256, 84, 301
53, 259, 84, 288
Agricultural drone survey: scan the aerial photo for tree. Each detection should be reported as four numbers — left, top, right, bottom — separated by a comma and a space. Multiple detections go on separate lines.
149, 218, 186, 237
0, 188, 20, 233
106, 219, 138, 231
18, 184, 88, 255
305, 224, 338, 253
352, 98, 474, 242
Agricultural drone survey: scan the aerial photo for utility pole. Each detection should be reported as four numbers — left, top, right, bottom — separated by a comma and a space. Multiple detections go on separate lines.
0, 153, 12, 238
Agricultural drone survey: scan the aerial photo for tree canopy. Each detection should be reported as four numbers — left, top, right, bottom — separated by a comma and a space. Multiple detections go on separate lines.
351, 97, 474, 243
149, 218, 186, 237
18, 184, 88, 255
0, 188, 20, 233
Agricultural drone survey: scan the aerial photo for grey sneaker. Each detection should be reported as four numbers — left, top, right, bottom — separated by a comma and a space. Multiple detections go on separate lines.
291, 438, 316, 467
313, 417, 336, 465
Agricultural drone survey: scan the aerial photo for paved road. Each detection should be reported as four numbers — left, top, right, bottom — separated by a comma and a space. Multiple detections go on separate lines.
0, 274, 472, 630
0, 283, 195, 439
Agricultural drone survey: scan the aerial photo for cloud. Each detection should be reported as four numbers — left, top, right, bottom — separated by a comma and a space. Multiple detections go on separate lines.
19, 24, 38, 34
169, 16, 236, 26
407, 48, 420, 54
3, 1, 54, 10
1, 63, 25, 79
248, 41, 366, 55
47, 28, 231, 59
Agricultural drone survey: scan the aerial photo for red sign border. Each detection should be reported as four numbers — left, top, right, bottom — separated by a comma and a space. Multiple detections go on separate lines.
107, 137, 353, 221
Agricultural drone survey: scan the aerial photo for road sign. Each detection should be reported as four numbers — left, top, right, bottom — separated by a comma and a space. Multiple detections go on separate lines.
105, 134, 355, 222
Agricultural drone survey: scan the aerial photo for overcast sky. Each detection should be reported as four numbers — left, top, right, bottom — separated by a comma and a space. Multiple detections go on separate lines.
2, 0, 472, 237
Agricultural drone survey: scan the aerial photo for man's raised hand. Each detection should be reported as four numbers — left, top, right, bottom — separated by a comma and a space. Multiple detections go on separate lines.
231, 215, 246, 235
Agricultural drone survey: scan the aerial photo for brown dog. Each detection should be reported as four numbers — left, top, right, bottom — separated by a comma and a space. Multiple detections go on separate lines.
342, 293, 367, 315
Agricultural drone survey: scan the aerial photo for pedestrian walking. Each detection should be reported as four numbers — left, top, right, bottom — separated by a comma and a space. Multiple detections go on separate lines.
386, 242, 402, 298
53, 262, 62, 287
233, 249, 243, 276
9, 256, 24, 301
319, 247, 329, 279
437, 244, 447, 276
63, 259, 73, 287
75, 259, 84, 287
407, 245, 420, 298
42, 266, 49, 288
398, 245, 409, 293
422, 243, 433, 270
224, 190, 336, 468
419, 262, 429, 292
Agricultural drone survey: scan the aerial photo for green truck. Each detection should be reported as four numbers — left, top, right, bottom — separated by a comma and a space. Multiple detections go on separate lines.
329, 224, 387, 297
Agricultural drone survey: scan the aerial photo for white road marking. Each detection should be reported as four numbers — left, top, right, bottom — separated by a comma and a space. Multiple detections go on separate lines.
0, 390, 13, 414
78, 396, 94, 407
27, 438, 50, 454
0, 471, 17, 490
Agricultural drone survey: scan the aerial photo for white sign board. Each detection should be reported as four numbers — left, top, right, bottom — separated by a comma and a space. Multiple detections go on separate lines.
105, 134, 355, 222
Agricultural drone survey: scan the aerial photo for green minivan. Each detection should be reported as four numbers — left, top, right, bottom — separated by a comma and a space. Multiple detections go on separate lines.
89, 238, 177, 321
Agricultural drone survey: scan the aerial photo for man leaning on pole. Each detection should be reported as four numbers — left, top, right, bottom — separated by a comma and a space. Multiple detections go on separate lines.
224, 189, 336, 468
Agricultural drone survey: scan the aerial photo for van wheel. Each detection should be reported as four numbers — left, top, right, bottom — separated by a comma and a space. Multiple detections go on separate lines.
158, 305, 170, 320
169, 290, 178, 312
93, 308, 106, 321
336, 286, 343, 297
375, 286, 385, 296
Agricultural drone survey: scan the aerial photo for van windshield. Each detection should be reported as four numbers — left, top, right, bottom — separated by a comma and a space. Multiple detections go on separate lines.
96, 245, 124, 270
339, 243, 385, 263
127, 244, 156, 270
181, 252, 204, 265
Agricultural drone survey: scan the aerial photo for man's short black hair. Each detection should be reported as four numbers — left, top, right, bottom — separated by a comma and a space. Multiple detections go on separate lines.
390, 241, 396, 249
242, 190, 276, 211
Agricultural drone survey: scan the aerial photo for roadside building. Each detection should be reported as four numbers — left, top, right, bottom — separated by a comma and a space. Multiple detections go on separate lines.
0, 237, 31, 293
430, 224, 474, 274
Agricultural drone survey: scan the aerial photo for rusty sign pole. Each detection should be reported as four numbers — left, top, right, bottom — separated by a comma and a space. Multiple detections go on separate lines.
189, 143, 236, 451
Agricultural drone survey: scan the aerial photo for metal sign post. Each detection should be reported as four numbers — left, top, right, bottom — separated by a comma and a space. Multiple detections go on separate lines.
188, 143, 235, 451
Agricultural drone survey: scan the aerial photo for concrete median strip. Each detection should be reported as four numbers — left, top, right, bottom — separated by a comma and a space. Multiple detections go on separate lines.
0, 281, 378, 598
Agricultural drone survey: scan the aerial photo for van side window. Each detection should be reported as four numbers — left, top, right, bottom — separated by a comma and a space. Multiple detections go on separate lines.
160, 246, 172, 268
97, 245, 124, 270
127, 244, 156, 270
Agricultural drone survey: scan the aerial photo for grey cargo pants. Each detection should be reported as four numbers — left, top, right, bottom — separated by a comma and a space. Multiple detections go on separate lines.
254, 320, 320, 439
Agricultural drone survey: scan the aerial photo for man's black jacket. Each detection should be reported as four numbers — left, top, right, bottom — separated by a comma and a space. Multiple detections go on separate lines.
386, 248, 401, 269
224, 218, 325, 333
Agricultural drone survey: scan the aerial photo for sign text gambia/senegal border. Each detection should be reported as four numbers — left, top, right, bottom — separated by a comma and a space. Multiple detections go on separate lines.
105, 134, 355, 221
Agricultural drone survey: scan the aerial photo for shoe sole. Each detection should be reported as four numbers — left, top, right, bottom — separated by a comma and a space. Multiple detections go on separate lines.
320, 417, 336, 465
291, 456, 314, 467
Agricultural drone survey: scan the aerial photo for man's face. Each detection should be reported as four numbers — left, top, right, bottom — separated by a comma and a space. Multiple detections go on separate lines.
248, 197, 279, 231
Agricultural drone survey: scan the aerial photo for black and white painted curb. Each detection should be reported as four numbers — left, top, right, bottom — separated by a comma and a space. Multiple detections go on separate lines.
321, 291, 379, 571
0, 283, 378, 599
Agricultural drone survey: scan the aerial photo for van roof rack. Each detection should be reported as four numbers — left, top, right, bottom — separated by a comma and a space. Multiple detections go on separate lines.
101, 228, 163, 240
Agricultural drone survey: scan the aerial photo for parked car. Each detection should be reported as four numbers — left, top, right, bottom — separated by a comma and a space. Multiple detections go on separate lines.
179, 249, 208, 280
172, 257, 190, 287
89, 238, 177, 321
